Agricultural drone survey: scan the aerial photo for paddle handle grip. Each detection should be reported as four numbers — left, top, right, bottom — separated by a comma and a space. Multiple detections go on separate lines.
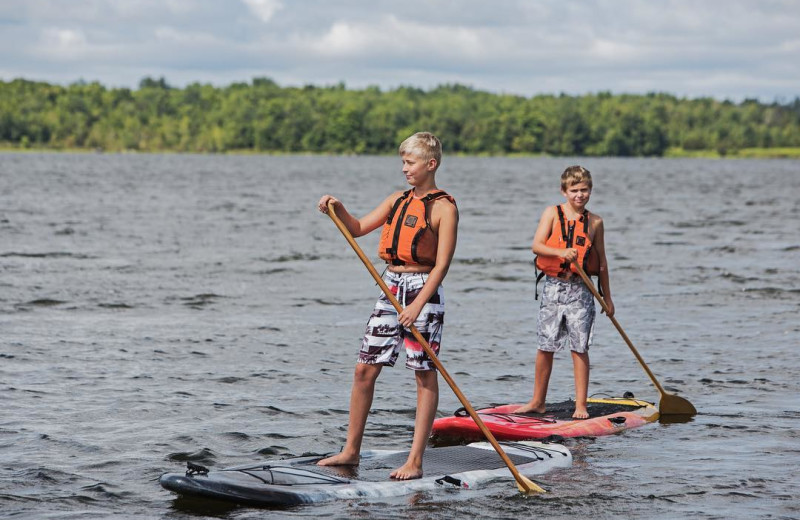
326, 202, 543, 493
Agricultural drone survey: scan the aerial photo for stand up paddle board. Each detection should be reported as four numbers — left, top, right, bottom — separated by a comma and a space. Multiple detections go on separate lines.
432, 396, 659, 443
160, 441, 571, 506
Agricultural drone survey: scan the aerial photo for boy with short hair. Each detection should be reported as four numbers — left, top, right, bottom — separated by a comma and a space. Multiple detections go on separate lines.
316, 132, 458, 480
516, 165, 614, 419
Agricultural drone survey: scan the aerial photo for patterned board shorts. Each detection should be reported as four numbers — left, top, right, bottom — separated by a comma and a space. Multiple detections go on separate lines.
358, 270, 444, 371
537, 275, 595, 353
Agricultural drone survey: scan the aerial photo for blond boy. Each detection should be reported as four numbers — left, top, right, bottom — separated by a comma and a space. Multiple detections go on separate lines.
316, 132, 458, 479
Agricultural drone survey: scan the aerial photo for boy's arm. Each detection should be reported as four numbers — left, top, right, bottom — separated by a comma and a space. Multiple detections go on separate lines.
318, 192, 400, 238
591, 217, 615, 317
396, 199, 458, 328
531, 206, 577, 261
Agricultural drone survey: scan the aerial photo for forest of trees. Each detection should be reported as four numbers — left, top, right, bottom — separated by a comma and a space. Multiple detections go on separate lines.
1, 77, 799, 157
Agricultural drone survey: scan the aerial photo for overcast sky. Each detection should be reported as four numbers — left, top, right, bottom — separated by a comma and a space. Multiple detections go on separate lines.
1, 0, 798, 101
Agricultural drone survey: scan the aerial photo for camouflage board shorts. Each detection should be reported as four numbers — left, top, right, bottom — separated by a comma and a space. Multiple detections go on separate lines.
358, 270, 444, 371
537, 275, 595, 353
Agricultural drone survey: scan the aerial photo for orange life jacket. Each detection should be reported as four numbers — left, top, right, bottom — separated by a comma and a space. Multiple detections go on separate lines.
378, 189, 455, 266
535, 205, 599, 278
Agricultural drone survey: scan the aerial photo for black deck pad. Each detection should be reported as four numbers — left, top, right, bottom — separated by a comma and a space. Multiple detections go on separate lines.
501, 399, 645, 421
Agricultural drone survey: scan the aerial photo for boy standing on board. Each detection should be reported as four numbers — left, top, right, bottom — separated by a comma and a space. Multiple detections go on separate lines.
316, 132, 458, 480
516, 166, 614, 419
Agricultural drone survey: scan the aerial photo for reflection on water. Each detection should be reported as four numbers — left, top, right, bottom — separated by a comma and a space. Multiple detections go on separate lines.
657, 414, 695, 425
1, 153, 798, 519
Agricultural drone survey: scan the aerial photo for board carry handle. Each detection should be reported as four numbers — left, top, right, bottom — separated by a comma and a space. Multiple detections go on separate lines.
571, 262, 697, 416
326, 202, 545, 494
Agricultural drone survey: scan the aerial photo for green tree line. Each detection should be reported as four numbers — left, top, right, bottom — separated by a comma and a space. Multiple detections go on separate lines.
2, 77, 799, 156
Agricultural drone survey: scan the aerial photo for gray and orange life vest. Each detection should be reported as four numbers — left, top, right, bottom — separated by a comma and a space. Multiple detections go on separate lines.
535, 205, 600, 297
378, 189, 455, 266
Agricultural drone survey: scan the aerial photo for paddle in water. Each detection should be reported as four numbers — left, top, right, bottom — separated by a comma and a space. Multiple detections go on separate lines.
572, 262, 697, 416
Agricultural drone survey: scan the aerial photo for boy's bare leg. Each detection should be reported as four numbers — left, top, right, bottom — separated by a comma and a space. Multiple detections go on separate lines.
515, 350, 554, 413
390, 370, 438, 480
318, 363, 382, 466
571, 351, 590, 419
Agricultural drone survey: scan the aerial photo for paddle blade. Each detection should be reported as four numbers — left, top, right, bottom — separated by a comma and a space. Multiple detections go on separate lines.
658, 394, 697, 416
516, 475, 546, 494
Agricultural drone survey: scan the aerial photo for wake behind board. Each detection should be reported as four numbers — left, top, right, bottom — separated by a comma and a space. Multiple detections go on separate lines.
431, 397, 659, 443
160, 441, 571, 506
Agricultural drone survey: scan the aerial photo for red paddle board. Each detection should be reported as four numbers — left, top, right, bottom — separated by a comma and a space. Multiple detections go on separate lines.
432, 397, 659, 442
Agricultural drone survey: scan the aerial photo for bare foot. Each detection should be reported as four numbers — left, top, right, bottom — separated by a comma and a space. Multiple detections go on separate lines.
389, 461, 423, 480
514, 401, 546, 414
572, 406, 589, 419
317, 452, 359, 466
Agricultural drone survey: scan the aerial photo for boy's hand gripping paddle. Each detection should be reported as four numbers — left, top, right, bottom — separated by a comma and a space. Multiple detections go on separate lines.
572, 262, 697, 416
326, 202, 545, 494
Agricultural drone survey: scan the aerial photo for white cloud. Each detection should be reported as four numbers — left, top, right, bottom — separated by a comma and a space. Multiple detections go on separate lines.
305, 15, 486, 60
1, 0, 799, 100
34, 28, 90, 60
241, 0, 282, 23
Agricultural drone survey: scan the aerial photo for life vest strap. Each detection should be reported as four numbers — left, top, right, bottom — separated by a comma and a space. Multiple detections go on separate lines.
420, 190, 450, 229
534, 268, 545, 300
556, 205, 568, 243
386, 189, 412, 225
387, 191, 415, 264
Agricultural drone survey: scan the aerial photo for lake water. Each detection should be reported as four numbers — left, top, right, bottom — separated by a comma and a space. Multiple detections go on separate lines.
1, 153, 798, 519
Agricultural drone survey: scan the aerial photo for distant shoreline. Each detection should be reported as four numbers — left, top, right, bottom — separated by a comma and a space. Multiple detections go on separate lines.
2, 144, 799, 159
4, 79, 799, 158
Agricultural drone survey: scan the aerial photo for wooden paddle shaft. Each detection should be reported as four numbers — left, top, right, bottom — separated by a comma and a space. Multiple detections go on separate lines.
572, 263, 668, 396
326, 202, 543, 493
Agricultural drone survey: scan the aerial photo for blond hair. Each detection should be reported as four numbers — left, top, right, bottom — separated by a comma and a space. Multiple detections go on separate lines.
561, 165, 592, 191
399, 132, 442, 170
